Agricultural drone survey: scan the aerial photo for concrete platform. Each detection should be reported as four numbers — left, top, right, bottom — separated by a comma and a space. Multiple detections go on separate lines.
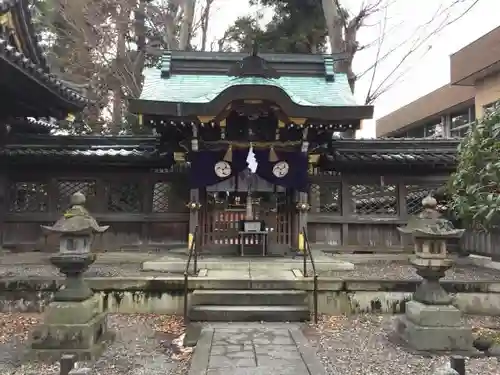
204, 270, 298, 280
141, 253, 354, 273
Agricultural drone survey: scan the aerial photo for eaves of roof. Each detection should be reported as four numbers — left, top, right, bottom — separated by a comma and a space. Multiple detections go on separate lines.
0, 39, 88, 109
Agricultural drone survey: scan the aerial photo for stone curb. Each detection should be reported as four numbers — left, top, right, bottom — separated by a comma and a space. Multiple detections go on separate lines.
188, 328, 214, 375
290, 328, 327, 375
1, 276, 500, 294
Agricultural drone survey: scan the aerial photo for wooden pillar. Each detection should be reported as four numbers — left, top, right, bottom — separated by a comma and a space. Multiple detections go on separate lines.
188, 189, 199, 249
340, 177, 351, 246
398, 182, 410, 248
298, 192, 308, 251
140, 175, 153, 252
297, 132, 309, 251
0, 174, 6, 247
188, 125, 200, 250
398, 182, 408, 219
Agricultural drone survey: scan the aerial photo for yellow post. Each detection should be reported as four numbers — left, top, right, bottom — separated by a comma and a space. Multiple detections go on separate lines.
188, 233, 194, 250
298, 232, 305, 252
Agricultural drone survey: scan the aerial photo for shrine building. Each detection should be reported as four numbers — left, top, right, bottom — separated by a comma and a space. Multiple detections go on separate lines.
0, 0, 466, 255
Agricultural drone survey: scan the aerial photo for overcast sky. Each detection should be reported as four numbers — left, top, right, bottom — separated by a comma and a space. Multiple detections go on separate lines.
194, 0, 500, 138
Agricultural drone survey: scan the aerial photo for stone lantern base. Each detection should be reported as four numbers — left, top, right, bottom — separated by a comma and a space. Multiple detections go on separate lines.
30, 295, 114, 361
394, 300, 475, 352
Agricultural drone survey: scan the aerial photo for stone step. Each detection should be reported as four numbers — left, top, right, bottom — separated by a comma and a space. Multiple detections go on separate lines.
142, 257, 354, 273
191, 289, 308, 306
193, 279, 306, 289
188, 305, 310, 322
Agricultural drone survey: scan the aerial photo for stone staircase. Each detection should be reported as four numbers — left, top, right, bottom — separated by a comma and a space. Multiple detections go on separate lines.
188, 289, 310, 322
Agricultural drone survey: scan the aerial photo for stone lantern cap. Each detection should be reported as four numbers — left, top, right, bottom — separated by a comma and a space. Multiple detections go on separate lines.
41, 192, 109, 235
398, 195, 465, 239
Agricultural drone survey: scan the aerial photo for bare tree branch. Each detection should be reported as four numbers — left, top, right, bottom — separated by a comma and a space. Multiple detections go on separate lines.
364, 4, 388, 104
364, 0, 481, 104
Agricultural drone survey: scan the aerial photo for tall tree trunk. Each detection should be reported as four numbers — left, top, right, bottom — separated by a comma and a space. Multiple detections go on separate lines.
322, 0, 343, 59
179, 0, 196, 50
132, 0, 147, 97
200, 0, 213, 51
112, 5, 128, 133
322, 0, 355, 138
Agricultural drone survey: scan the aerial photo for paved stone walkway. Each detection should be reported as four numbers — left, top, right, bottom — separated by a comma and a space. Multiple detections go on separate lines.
188, 323, 326, 375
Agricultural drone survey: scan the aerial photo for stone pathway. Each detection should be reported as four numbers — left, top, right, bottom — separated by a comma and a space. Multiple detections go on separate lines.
188, 323, 326, 375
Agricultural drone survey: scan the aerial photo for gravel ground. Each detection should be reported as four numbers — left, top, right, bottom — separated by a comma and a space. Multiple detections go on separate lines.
304, 314, 500, 375
0, 263, 157, 278
0, 252, 178, 278
1, 312, 499, 375
1, 261, 499, 280
325, 261, 500, 280
0, 252, 500, 280
0, 313, 191, 375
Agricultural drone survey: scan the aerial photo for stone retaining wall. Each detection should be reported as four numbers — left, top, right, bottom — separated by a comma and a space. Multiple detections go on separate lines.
1, 277, 500, 316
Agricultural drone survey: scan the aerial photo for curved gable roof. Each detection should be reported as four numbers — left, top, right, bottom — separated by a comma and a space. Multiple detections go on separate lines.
130, 51, 374, 121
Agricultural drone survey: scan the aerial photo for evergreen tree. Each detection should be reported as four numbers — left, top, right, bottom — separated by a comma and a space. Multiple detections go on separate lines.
449, 112, 500, 230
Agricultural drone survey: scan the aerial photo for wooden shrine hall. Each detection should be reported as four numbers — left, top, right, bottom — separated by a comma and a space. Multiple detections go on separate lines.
127, 50, 455, 255
0, 8, 461, 254
128, 49, 375, 255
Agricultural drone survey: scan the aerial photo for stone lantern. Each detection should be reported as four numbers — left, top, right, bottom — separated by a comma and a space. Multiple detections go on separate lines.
394, 196, 476, 352
43, 191, 109, 301
30, 192, 112, 360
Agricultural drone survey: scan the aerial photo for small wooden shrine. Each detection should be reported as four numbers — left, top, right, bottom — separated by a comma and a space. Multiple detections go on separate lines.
129, 48, 375, 254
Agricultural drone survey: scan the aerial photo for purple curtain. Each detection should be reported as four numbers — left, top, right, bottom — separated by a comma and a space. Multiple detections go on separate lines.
254, 149, 309, 192
189, 148, 249, 189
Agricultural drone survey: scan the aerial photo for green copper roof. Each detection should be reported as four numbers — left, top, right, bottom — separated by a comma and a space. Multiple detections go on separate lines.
139, 67, 359, 107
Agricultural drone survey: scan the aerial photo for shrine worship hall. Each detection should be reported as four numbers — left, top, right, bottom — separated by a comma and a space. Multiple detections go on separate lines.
1, 49, 468, 256
0, 12, 470, 256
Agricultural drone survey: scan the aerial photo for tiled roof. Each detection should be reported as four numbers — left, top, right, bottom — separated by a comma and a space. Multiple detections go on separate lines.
0, 0, 87, 109
0, 40, 88, 107
1, 146, 458, 168
328, 150, 457, 165
0, 135, 460, 169
7, 117, 58, 134
324, 137, 459, 166
0, 146, 157, 159
139, 67, 359, 107
25, 118, 57, 129
0, 0, 48, 71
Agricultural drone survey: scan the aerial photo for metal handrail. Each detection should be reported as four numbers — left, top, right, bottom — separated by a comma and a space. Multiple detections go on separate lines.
183, 225, 199, 322
302, 227, 318, 324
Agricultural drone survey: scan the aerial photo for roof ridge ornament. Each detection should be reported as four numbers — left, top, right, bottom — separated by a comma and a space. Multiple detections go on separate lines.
160, 51, 172, 78
227, 40, 280, 79
323, 55, 335, 82
251, 39, 258, 56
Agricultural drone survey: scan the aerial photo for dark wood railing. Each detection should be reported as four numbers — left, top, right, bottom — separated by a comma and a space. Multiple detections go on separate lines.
183, 225, 199, 323
302, 227, 318, 324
